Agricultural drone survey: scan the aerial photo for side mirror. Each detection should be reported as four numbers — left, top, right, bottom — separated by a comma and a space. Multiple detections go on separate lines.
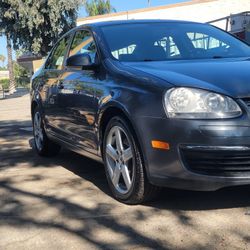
66, 53, 99, 70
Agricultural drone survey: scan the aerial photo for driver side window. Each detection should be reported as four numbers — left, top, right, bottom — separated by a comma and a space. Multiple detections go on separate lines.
69, 30, 97, 64
46, 35, 71, 70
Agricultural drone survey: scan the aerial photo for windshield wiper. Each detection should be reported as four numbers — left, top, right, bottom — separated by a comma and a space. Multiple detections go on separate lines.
143, 59, 154, 62
212, 55, 224, 59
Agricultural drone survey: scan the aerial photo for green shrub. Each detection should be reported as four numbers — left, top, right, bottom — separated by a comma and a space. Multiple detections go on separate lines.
0, 77, 30, 90
16, 77, 30, 88
0, 79, 9, 90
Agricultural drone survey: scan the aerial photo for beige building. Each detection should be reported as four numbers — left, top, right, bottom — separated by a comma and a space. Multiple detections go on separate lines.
17, 54, 43, 75
77, 0, 250, 33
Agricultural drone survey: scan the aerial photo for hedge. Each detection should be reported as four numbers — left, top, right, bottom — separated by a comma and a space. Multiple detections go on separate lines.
0, 77, 30, 90
0, 79, 9, 90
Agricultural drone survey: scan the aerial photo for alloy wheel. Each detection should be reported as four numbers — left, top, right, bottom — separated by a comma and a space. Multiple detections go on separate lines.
34, 111, 44, 151
105, 126, 135, 194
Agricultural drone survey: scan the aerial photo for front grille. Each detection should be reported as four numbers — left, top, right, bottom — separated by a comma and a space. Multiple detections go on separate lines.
181, 146, 250, 177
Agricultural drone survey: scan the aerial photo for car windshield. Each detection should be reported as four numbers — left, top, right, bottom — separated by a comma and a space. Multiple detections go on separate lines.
101, 22, 250, 62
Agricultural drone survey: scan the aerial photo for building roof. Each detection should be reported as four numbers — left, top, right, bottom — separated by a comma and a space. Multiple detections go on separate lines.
77, 0, 217, 23
17, 53, 42, 63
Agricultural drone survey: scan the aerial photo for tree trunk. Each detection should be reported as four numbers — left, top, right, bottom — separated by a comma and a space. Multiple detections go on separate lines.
6, 33, 16, 94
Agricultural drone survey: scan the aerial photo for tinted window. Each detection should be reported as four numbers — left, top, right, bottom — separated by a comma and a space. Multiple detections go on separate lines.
101, 23, 250, 61
154, 36, 181, 58
46, 35, 71, 70
69, 30, 97, 63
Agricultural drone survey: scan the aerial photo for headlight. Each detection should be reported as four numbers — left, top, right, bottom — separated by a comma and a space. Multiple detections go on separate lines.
164, 87, 242, 119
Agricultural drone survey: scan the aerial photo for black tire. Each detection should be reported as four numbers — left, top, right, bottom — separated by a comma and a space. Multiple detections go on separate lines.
32, 106, 61, 157
103, 116, 159, 204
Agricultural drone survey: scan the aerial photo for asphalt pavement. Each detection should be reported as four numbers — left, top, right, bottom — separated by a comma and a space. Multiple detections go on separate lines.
0, 89, 250, 250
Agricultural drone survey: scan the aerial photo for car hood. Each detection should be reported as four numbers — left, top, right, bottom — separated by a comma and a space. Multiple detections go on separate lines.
122, 57, 250, 98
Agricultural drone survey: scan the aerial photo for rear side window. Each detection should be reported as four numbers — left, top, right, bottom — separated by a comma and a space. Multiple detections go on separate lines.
69, 30, 97, 63
46, 35, 71, 70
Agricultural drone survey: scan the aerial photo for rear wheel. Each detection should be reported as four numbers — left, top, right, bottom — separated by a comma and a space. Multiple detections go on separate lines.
33, 106, 61, 157
103, 116, 159, 204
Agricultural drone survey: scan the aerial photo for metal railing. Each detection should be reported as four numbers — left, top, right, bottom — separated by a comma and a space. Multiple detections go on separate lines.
207, 11, 250, 33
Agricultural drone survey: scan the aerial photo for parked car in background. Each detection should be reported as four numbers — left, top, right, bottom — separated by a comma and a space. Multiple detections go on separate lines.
31, 20, 250, 204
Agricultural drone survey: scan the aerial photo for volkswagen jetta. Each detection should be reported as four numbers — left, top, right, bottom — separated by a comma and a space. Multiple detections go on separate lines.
31, 20, 250, 204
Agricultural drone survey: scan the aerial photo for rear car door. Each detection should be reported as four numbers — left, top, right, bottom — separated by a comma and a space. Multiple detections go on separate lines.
56, 29, 99, 154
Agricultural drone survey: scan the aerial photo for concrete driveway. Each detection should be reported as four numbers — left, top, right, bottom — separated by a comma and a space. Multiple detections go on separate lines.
0, 90, 250, 250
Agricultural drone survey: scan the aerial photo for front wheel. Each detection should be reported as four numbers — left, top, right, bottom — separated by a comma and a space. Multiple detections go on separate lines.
33, 106, 61, 157
103, 116, 159, 204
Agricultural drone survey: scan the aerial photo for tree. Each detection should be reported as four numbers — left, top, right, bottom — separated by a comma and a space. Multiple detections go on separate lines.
0, 29, 16, 93
6, 33, 15, 94
0, 0, 82, 56
14, 61, 28, 78
85, 0, 116, 16
0, 54, 6, 67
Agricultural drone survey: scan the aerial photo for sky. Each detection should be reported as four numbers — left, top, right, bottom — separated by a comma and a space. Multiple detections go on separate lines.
78, 0, 188, 17
0, 0, 188, 66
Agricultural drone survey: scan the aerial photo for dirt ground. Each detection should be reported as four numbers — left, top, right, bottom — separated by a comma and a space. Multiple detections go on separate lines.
0, 90, 249, 250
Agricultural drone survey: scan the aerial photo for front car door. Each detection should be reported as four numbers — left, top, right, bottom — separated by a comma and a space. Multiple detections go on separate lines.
56, 29, 99, 154
41, 34, 72, 136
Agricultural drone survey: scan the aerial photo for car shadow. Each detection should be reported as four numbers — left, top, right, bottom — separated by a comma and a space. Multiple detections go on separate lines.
28, 138, 111, 196
147, 185, 250, 211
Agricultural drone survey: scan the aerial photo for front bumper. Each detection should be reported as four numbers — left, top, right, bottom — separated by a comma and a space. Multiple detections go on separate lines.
135, 114, 250, 191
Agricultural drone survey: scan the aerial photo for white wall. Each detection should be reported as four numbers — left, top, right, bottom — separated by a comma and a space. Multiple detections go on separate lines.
0, 71, 9, 80
77, 0, 250, 30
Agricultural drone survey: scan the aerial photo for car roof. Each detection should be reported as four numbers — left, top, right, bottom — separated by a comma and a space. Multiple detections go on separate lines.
62, 19, 206, 41
79, 19, 203, 29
